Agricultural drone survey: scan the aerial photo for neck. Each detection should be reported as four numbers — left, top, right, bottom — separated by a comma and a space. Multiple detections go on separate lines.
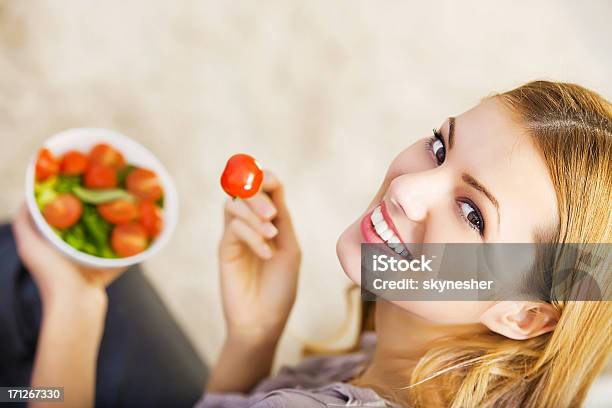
353, 300, 487, 391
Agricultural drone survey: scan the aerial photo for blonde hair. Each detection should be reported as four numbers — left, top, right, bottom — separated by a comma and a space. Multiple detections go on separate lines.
353, 81, 612, 407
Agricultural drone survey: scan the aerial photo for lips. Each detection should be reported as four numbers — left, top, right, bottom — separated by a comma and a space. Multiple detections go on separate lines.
360, 201, 411, 258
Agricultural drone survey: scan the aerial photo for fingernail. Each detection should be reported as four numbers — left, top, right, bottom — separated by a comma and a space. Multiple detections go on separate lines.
263, 223, 278, 238
261, 204, 276, 219
261, 244, 273, 258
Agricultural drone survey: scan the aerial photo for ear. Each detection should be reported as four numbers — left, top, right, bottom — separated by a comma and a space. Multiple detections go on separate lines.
479, 301, 559, 340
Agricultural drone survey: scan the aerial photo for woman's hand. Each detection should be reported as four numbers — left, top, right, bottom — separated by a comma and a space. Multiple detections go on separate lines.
218, 170, 301, 344
209, 171, 301, 393
12, 203, 125, 311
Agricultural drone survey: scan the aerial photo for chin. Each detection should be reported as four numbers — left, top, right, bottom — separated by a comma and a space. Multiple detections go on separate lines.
336, 216, 364, 286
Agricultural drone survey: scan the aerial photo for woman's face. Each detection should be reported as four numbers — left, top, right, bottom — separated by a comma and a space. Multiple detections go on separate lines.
336, 98, 559, 323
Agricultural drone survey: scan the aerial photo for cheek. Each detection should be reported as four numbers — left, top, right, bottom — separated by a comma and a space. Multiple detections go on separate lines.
391, 301, 494, 324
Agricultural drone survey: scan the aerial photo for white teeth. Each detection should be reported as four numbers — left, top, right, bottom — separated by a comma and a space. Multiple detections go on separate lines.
370, 206, 405, 257
380, 229, 393, 241
370, 210, 384, 224
374, 220, 388, 235
388, 242, 401, 250
388, 235, 400, 244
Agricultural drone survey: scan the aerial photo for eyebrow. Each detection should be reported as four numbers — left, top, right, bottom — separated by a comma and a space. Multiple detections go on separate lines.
448, 117, 456, 149
445, 117, 501, 227
462, 173, 500, 226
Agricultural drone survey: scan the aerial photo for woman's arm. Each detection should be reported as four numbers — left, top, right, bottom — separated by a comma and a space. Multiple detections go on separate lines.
12, 204, 125, 408
207, 171, 301, 393
207, 335, 279, 393
30, 291, 107, 408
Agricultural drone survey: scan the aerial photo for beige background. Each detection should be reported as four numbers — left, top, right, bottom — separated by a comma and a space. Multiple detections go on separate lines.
0, 1, 610, 403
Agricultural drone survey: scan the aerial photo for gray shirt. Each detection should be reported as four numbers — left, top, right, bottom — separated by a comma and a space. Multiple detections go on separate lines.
196, 333, 398, 407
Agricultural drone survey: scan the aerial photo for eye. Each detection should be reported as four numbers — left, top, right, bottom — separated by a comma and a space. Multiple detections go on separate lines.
426, 129, 446, 165
458, 200, 485, 236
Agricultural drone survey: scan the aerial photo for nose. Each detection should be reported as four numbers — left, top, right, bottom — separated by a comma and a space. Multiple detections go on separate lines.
387, 168, 452, 223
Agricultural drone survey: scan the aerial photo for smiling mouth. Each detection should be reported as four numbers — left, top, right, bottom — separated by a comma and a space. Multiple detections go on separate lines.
365, 203, 412, 259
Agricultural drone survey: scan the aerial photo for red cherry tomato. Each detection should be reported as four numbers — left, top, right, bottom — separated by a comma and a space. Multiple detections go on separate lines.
43, 194, 83, 229
84, 164, 117, 189
139, 201, 163, 238
126, 168, 164, 201
111, 223, 148, 257
60, 150, 88, 175
97, 199, 140, 225
220, 154, 263, 199
35, 148, 60, 181
89, 143, 126, 170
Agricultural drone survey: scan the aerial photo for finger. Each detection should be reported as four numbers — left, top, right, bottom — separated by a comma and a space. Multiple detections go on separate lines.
228, 218, 273, 259
12, 204, 45, 251
244, 192, 277, 220
12, 204, 61, 273
258, 171, 299, 252
269, 190, 299, 252
224, 198, 278, 238
240, 170, 280, 220
258, 171, 288, 220
12, 204, 32, 244
261, 170, 282, 193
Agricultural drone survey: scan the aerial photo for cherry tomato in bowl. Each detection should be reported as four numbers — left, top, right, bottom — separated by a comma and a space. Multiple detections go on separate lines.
220, 153, 263, 199
60, 150, 89, 175
89, 143, 126, 170
111, 223, 149, 257
42, 194, 83, 229
85, 164, 117, 189
139, 200, 163, 238
98, 199, 140, 224
35, 148, 60, 181
127, 168, 164, 201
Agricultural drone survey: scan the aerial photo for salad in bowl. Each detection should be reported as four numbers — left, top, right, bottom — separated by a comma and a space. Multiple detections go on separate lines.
26, 128, 178, 268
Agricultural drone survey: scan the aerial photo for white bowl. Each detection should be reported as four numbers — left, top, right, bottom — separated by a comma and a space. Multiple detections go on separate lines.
25, 128, 178, 269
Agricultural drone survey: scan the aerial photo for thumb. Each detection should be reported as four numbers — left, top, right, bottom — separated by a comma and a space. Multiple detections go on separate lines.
12, 204, 53, 269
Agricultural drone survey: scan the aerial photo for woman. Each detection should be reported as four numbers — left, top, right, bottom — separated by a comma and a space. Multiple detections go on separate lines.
14, 81, 611, 407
